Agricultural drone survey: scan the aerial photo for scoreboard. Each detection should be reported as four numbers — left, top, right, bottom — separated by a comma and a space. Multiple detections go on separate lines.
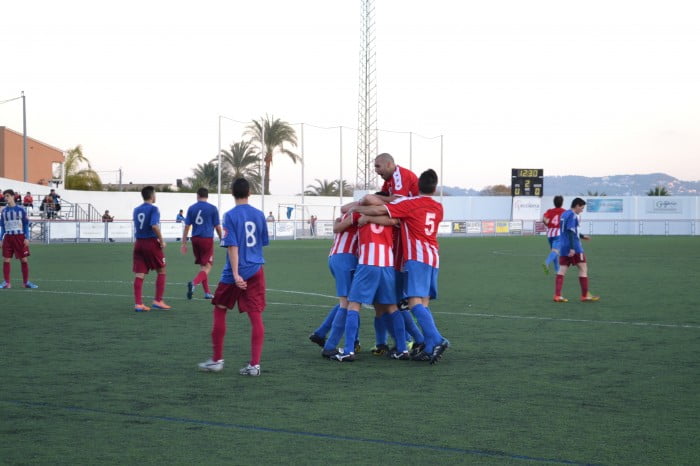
511, 168, 543, 197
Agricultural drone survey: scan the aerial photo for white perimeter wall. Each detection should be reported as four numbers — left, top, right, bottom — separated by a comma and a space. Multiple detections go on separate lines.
2, 177, 699, 222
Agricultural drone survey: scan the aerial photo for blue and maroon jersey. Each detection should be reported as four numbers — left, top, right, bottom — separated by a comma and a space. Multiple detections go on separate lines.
133, 203, 160, 239
185, 201, 220, 238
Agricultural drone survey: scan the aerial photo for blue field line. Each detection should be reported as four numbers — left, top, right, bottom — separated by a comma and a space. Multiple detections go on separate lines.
4, 400, 601, 465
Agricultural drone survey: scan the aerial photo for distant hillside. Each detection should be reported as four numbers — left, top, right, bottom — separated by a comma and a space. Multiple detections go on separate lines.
441, 173, 700, 196
543, 173, 700, 196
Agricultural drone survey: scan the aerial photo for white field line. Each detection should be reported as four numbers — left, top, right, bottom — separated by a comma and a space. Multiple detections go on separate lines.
10, 281, 699, 329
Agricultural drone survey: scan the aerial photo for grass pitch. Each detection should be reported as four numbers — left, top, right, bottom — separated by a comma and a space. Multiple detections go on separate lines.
1, 236, 699, 465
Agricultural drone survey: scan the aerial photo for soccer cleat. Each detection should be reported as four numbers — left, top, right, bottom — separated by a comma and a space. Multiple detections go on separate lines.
354, 340, 362, 353
0, 281, 10, 289
186, 281, 194, 300
581, 292, 600, 302
371, 343, 390, 356
203, 292, 214, 299
430, 338, 450, 365
542, 263, 550, 275
398, 299, 410, 311
411, 350, 432, 362
309, 333, 326, 347
24, 281, 39, 289
390, 350, 411, 360
409, 342, 425, 357
321, 348, 341, 359
151, 300, 172, 310
333, 352, 355, 362
134, 304, 151, 312
198, 358, 224, 372
239, 363, 261, 376
552, 295, 568, 303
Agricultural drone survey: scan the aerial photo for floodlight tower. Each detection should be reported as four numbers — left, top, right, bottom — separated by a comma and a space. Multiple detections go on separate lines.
355, 0, 378, 190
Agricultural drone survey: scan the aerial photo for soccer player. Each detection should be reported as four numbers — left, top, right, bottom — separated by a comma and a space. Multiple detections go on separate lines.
542, 195, 566, 274
0, 189, 38, 289
354, 169, 448, 364
181, 188, 223, 300
310, 210, 360, 357
198, 178, 269, 376
333, 210, 408, 362
132, 186, 171, 312
553, 197, 600, 303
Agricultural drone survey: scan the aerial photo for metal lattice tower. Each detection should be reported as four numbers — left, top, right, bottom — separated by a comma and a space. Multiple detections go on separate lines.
355, 0, 378, 191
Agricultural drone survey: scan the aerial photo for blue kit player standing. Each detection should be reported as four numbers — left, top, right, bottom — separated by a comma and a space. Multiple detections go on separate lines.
553, 197, 600, 303
1, 189, 38, 289
181, 187, 223, 300
132, 186, 170, 312
199, 178, 269, 376
542, 195, 566, 274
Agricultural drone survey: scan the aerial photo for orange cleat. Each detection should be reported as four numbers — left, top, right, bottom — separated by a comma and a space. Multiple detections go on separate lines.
151, 300, 172, 310
134, 304, 151, 312
552, 295, 568, 303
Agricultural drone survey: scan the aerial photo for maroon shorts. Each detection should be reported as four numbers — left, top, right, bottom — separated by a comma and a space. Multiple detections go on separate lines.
133, 238, 166, 273
2, 234, 30, 260
191, 236, 215, 266
211, 268, 266, 313
559, 252, 587, 267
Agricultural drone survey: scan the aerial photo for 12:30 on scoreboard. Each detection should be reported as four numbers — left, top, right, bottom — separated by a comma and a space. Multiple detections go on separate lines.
511, 168, 543, 196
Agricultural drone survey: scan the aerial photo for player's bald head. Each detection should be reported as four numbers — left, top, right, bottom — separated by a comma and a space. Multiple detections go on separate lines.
374, 153, 396, 180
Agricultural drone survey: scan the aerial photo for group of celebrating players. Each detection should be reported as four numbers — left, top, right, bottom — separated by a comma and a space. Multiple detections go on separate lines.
308, 153, 450, 364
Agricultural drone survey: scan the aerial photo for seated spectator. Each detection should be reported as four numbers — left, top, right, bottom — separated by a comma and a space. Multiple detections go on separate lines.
176, 209, 185, 223
14, 191, 22, 205
41, 195, 56, 219
267, 211, 275, 222
102, 210, 114, 222
23, 192, 34, 213
49, 189, 61, 213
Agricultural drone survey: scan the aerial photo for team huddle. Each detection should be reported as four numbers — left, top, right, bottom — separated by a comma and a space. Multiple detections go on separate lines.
308, 153, 450, 364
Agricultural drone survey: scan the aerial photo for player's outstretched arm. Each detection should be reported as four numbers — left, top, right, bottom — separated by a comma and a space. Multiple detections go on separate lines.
353, 204, 389, 217
333, 215, 353, 233
361, 215, 398, 227
340, 200, 359, 214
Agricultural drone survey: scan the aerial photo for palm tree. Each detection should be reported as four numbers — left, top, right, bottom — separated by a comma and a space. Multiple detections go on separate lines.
304, 179, 354, 196
304, 179, 337, 196
184, 162, 223, 192
216, 141, 263, 194
647, 186, 670, 196
336, 179, 354, 197
63, 145, 103, 190
586, 190, 607, 196
245, 115, 300, 195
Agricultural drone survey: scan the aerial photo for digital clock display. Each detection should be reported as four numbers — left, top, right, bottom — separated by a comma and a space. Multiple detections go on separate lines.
511, 169, 543, 197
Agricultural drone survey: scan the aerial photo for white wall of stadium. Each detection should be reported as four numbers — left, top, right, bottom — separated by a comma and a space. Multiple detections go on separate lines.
2, 177, 699, 239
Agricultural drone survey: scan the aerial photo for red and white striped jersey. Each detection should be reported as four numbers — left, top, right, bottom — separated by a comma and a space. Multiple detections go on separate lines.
543, 207, 566, 238
381, 165, 419, 198
328, 212, 359, 256
355, 213, 395, 267
385, 195, 442, 268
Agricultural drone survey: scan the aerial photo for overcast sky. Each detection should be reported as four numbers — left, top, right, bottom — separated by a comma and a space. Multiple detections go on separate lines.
2, 0, 699, 193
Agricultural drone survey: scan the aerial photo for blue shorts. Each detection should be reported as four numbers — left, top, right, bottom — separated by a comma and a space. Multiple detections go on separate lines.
348, 265, 396, 305
395, 269, 407, 303
328, 253, 357, 297
404, 260, 438, 299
